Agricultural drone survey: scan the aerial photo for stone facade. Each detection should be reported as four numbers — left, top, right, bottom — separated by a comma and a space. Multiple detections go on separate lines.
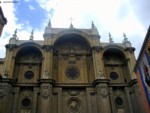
0, 21, 146, 113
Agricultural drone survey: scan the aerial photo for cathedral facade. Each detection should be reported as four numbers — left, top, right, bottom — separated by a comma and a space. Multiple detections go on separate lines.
0, 21, 146, 113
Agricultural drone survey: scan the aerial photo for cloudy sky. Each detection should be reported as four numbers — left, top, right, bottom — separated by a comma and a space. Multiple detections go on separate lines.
0, 0, 149, 58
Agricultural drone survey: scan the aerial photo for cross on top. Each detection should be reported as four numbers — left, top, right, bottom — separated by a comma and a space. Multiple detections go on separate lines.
69, 17, 74, 24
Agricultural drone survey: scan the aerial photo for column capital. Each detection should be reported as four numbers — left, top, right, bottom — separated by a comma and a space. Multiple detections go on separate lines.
5, 44, 17, 51
91, 46, 103, 52
42, 45, 54, 52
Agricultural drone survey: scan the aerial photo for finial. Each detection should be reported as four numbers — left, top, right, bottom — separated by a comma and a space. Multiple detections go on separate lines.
92, 21, 95, 28
70, 23, 74, 28
13, 29, 17, 38
123, 32, 129, 43
69, 17, 74, 28
30, 29, 34, 40
148, 25, 150, 31
48, 19, 51, 27
109, 32, 113, 43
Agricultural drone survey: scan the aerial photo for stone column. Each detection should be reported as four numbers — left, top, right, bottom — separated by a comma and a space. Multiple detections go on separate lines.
41, 45, 53, 79
86, 88, 92, 113
0, 81, 13, 113
32, 87, 39, 113
94, 79, 111, 113
92, 47, 104, 80
132, 84, 146, 113
39, 79, 54, 113
57, 88, 62, 113
3, 45, 16, 78
12, 87, 19, 113
125, 87, 133, 113
109, 87, 115, 113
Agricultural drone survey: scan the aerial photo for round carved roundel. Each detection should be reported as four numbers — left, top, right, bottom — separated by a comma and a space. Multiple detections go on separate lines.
65, 66, 80, 80
115, 97, 123, 106
110, 72, 118, 80
24, 71, 34, 79
22, 98, 31, 107
67, 98, 81, 112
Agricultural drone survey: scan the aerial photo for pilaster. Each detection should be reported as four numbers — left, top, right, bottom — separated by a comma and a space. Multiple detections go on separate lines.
0, 80, 13, 113
92, 46, 104, 80
12, 87, 19, 113
93, 79, 111, 113
86, 88, 92, 113
39, 79, 54, 113
41, 45, 54, 79
125, 87, 133, 113
32, 87, 39, 113
3, 44, 16, 78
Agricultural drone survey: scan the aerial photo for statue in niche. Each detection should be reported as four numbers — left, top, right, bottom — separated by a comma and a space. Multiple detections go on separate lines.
3, 69, 9, 78
69, 100, 80, 112
97, 71, 104, 79
44, 68, 50, 78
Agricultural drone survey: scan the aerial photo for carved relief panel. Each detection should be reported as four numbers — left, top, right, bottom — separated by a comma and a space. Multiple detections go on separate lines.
62, 89, 86, 113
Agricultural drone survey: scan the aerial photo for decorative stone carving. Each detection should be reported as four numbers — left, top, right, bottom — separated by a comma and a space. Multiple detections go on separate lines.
65, 65, 80, 80
42, 45, 53, 52
44, 68, 50, 79
67, 98, 81, 113
3, 69, 9, 78
97, 71, 104, 79
68, 90, 79, 96
99, 85, 108, 98
41, 86, 50, 99
0, 85, 8, 99
23, 90, 32, 97
42, 89, 49, 99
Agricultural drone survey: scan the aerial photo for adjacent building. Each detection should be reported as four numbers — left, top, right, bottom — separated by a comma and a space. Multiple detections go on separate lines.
0, 21, 146, 113
134, 26, 150, 113
0, 6, 7, 37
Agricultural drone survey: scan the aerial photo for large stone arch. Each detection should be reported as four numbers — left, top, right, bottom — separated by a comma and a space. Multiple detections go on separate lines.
14, 42, 43, 57
53, 29, 91, 47
13, 42, 43, 83
102, 44, 130, 83
103, 44, 126, 59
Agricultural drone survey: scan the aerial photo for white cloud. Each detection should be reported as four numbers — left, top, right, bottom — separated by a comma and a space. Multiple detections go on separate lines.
29, 5, 35, 10
0, 0, 148, 59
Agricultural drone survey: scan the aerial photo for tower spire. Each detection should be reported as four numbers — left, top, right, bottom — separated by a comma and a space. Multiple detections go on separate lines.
109, 32, 113, 43
13, 29, 17, 38
91, 21, 95, 28
30, 29, 34, 40
44, 19, 52, 35
123, 32, 130, 43
69, 17, 74, 28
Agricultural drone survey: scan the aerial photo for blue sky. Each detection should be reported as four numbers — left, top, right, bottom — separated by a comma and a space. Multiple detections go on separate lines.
0, 0, 150, 58
15, 0, 47, 29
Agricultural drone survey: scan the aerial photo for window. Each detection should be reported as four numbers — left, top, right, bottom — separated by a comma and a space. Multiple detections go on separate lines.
24, 71, 34, 79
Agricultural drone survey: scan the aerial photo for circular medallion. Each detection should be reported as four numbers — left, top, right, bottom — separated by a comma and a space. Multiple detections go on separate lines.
65, 66, 80, 80
22, 98, 31, 107
24, 71, 34, 79
67, 98, 81, 112
110, 72, 118, 80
